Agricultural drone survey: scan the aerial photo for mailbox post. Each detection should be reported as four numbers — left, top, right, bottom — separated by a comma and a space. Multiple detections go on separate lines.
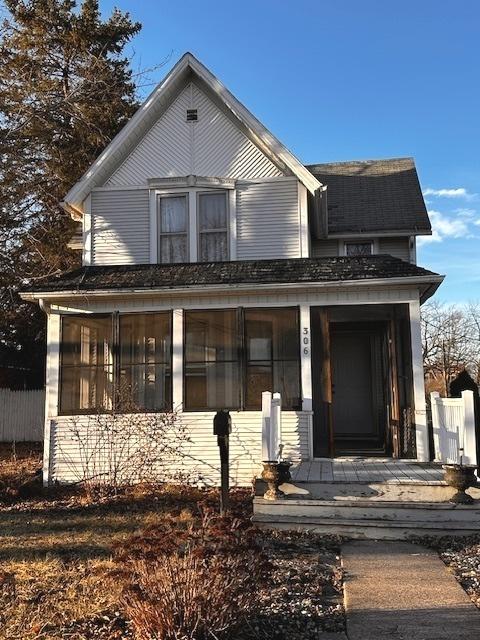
214, 410, 231, 515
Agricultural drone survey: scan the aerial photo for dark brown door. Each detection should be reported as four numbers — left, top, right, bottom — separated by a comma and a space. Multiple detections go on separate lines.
330, 325, 386, 454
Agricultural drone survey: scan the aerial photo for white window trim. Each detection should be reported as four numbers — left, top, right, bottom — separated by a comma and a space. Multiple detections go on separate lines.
150, 186, 235, 264
339, 238, 379, 256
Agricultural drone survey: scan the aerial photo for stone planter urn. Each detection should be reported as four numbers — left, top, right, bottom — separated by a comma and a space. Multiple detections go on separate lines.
261, 462, 284, 500
443, 464, 477, 504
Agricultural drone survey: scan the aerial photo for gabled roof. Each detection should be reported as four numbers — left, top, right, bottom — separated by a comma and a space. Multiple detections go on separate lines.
306, 157, 431, 236
21, 255, 443, 303
64, 53, 321, 218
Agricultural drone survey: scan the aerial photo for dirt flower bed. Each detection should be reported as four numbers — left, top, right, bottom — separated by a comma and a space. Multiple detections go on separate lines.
417, 534, 480, 609
248, 531, 344, 638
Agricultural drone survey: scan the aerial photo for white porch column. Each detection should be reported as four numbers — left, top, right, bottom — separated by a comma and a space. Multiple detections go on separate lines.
300, 305, 312, 411
43, 310, 60, 486
172, 309, 184, 412
409, 298, 429, 462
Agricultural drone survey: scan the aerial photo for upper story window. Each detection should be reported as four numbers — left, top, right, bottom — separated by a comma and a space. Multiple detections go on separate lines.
155, 187, 230, 264
198, 192, 228, 262
158, 194, 188, 263
344, 241, 373, 256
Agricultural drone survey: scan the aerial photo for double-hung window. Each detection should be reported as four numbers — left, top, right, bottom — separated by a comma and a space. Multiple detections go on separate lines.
59, 313, 172, 414
198, 192, 228, 262
156, 189, 229, 264
157, 194, 188, 263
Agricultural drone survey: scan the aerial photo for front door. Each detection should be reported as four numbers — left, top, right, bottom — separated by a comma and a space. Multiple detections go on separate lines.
330, 324, 386, 454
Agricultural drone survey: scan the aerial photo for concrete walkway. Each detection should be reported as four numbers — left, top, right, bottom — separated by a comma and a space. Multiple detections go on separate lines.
342, 540, 480, 639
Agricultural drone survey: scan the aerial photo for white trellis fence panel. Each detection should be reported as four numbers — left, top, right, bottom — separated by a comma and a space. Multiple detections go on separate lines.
431, 390, 477, 465
0, 389, 45, 441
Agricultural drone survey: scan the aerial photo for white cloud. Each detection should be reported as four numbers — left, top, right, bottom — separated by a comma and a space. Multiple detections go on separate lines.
422, 187, 477, 201
417, 209, 469, 246
455, 208, 476, 218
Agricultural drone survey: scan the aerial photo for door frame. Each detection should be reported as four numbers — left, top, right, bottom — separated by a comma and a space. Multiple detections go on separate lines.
311, 306, 404, 459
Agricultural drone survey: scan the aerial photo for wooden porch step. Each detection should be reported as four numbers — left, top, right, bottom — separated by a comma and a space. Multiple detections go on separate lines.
252, 497, 480, 539
252, 513, 480, 540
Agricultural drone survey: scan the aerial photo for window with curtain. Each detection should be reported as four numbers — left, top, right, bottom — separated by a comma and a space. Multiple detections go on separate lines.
184, 310, 240, 410
119, 313, 172, 411
198, 192, 228, 262
60, 315, 113, 413
244, 308, 300, 410
158, 194, 188, 263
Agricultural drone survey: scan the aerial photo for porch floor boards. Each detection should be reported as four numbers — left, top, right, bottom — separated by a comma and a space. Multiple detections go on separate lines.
290, 459, 445, 485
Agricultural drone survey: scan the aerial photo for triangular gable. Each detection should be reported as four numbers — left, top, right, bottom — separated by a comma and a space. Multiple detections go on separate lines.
106, 82, 283, 186
63, 52, 321, 218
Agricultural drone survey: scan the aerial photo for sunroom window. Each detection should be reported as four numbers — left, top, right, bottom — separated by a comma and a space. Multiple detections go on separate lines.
59, 313, 172, 414
60, 315, 113, 413
244, 308, 301, 410
183, 307, 301, 411
184, 310, 240, 410
119, 313, 172, 411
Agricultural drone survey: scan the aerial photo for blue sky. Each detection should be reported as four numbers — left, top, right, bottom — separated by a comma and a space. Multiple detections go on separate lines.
100, 0, 480, 303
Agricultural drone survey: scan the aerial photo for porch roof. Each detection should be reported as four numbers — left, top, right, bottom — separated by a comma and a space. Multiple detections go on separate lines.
21, 255, 443, 300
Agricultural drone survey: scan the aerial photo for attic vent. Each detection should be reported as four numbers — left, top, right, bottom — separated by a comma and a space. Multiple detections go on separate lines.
186, 109, 198, 122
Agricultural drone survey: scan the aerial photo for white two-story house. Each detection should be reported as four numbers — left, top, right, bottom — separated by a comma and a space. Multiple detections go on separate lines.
21, 53, 443, 486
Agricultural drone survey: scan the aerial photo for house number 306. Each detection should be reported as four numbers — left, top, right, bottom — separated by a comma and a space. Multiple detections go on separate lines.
303, 327, 310, 355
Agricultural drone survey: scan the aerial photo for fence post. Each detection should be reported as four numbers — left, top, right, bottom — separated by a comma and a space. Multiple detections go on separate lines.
462, 390, 477, 466
430, 392, 442, 462
271, 393, 282, 460
262, 391, 272, 460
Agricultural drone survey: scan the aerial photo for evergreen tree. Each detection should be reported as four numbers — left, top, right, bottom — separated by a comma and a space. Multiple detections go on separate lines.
0, 0, 141, 386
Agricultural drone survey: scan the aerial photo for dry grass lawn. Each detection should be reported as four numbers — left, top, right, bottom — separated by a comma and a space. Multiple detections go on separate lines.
0, 443, 213, 639
0, 444, 344, 640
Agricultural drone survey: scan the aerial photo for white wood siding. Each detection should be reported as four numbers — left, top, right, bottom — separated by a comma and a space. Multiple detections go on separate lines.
92, 189, 150, 265
106, 83, 283, 186
311, 237, 411, 261
48, 411, 311, 487
311, 239, 339, 258
236, 178, 301, 259
378, 237, 410, 262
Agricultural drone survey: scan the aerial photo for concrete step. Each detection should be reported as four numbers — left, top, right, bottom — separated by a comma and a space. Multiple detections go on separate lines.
252, 496, 480, 539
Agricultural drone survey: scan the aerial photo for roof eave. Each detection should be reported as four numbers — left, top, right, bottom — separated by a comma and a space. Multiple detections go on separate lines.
20, 274, 445, 302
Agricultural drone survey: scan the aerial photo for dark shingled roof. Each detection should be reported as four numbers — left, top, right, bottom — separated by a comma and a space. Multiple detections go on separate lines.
24, 256, 441, 294
306, 157, 431, 235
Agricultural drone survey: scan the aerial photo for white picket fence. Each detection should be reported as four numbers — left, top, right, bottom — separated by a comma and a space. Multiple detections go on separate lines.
0, 389, 45, 442
431, 390, 477, 465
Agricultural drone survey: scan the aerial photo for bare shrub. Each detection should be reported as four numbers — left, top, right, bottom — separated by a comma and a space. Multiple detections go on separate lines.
120, 508, 270, 640
61, 401, 193, 500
